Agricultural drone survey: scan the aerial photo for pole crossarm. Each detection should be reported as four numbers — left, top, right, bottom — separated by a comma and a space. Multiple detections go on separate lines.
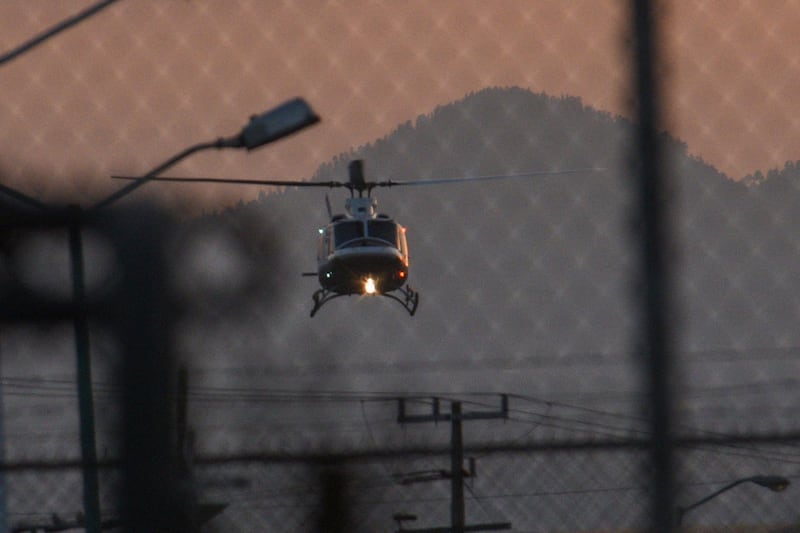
397, 396, 508, 424
394, 398, 511, 533
400, 523, 511, 533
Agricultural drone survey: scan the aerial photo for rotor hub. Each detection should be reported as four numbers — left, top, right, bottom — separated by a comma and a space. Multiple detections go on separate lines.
345, 197, 377, 219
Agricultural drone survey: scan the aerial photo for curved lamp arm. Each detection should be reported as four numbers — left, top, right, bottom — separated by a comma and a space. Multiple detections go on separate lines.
93, 97, 319, 210
676, 475, 790, 525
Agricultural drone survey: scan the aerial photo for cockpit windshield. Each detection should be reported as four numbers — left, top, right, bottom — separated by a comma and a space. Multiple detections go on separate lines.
333, 219, 399, 248
367, 220, 398, 246
333, 221, 363, 245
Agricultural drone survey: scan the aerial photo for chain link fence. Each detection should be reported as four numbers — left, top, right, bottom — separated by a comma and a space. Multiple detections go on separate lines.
2, 1, 800, 531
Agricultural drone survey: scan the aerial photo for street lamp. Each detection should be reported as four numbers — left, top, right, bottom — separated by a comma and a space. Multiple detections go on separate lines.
0, 97, 319, 533
676, 475, 790, 525
95, 97, 319, 209
93, 97, 319, 532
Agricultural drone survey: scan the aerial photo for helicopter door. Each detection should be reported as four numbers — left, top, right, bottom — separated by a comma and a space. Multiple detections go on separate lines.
318, 227, 333, 261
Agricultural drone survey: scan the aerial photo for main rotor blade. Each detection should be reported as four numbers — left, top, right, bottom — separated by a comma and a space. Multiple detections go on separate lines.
111, 176, 347, 188
375, 168, 605, 187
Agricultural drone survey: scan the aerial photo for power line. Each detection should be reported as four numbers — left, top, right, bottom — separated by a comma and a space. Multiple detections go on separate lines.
193, 345, 800, 379
3, 372, 800, 405
4, 380, 800, 467
0, 0, 123, 67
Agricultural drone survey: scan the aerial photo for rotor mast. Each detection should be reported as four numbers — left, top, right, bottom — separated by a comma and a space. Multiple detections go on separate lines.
345, 160, 377, 220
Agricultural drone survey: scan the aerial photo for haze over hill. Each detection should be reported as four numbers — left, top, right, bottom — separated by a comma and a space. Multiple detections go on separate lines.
6, 86, 799, 435
182, 87, 800, 427
3, 86, 800, 531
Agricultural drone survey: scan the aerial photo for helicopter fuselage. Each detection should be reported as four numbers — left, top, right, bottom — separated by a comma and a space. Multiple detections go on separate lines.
307, 194, 419, 316
316, 206, 409, 296
116, 158, 594, 317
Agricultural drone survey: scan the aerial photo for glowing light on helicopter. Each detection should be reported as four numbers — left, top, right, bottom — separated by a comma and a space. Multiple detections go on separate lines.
364, 277, 377, 294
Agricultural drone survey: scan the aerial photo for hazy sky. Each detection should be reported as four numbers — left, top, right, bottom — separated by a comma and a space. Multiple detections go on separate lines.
3, 6, 800, 528
0, 0, 799, 211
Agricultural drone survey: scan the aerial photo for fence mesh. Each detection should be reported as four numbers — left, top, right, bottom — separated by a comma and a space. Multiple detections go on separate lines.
2, 1, 800, 532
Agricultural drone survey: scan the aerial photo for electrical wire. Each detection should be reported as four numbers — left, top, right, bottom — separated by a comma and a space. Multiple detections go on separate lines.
3, 379, 800, 467
0, 0, 122, 67
3, 369, 800, 404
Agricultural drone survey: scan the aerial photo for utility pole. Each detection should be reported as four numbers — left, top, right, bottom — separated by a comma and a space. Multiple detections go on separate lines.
396, 396, 511, 533
450, 402, 465, 533
69, 206, 101, 533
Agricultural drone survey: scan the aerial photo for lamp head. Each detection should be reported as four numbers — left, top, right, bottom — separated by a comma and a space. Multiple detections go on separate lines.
751, 475, 790, 492
239, 98, 320, 150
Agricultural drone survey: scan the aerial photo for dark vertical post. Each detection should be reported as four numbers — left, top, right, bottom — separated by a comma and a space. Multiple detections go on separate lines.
0, 346, 9, 531
176, 365, 189, 470
396, 397, 509, 533
450, 402, 465, 533
318, 467, 351, 533
112, 207, 191, 532
68, 206, 101, 533
631, 1, 677, 531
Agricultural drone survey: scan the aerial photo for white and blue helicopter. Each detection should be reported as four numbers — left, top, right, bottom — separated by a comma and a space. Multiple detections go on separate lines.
118, 159, 598, 317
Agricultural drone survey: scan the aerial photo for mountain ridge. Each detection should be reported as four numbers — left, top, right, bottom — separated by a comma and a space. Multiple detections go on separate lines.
181, 86, 800, 417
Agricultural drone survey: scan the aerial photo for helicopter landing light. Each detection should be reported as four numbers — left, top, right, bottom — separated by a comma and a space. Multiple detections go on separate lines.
364, 277, 377, 294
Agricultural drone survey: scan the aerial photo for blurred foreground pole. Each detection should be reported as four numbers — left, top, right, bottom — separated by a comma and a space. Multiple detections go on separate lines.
630, 1, 677, 531
317, 467, 352, 533
69, 207, 101, 533
108, 207, 193, 532
0, 348, 7, 531
450, 402, 465, 533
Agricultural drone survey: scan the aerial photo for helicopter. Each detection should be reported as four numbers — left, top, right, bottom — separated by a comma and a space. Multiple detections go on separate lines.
114, 159, 600, 317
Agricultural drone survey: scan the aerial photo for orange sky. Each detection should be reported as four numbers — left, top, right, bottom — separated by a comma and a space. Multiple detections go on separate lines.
0, 1, 798, 212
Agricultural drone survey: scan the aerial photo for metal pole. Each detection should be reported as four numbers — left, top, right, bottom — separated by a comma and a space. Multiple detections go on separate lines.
631, 1, 676, 531
69, 206, 101, 533
451, 402, 465, 533
0, 344, 8, 532
113, 207, 188, 531
92, 140, 223, 210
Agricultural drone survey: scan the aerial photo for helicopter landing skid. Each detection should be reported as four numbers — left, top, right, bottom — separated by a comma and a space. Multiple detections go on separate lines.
383, 285, 419, 316
310, 289, 346, 317
310, 286, 419, 317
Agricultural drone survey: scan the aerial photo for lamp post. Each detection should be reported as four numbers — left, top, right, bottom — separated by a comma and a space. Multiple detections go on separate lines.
676, 475, 790, 526
90, 97, 318, 533
95, 97, 319, 209
0, 97, 319, 533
